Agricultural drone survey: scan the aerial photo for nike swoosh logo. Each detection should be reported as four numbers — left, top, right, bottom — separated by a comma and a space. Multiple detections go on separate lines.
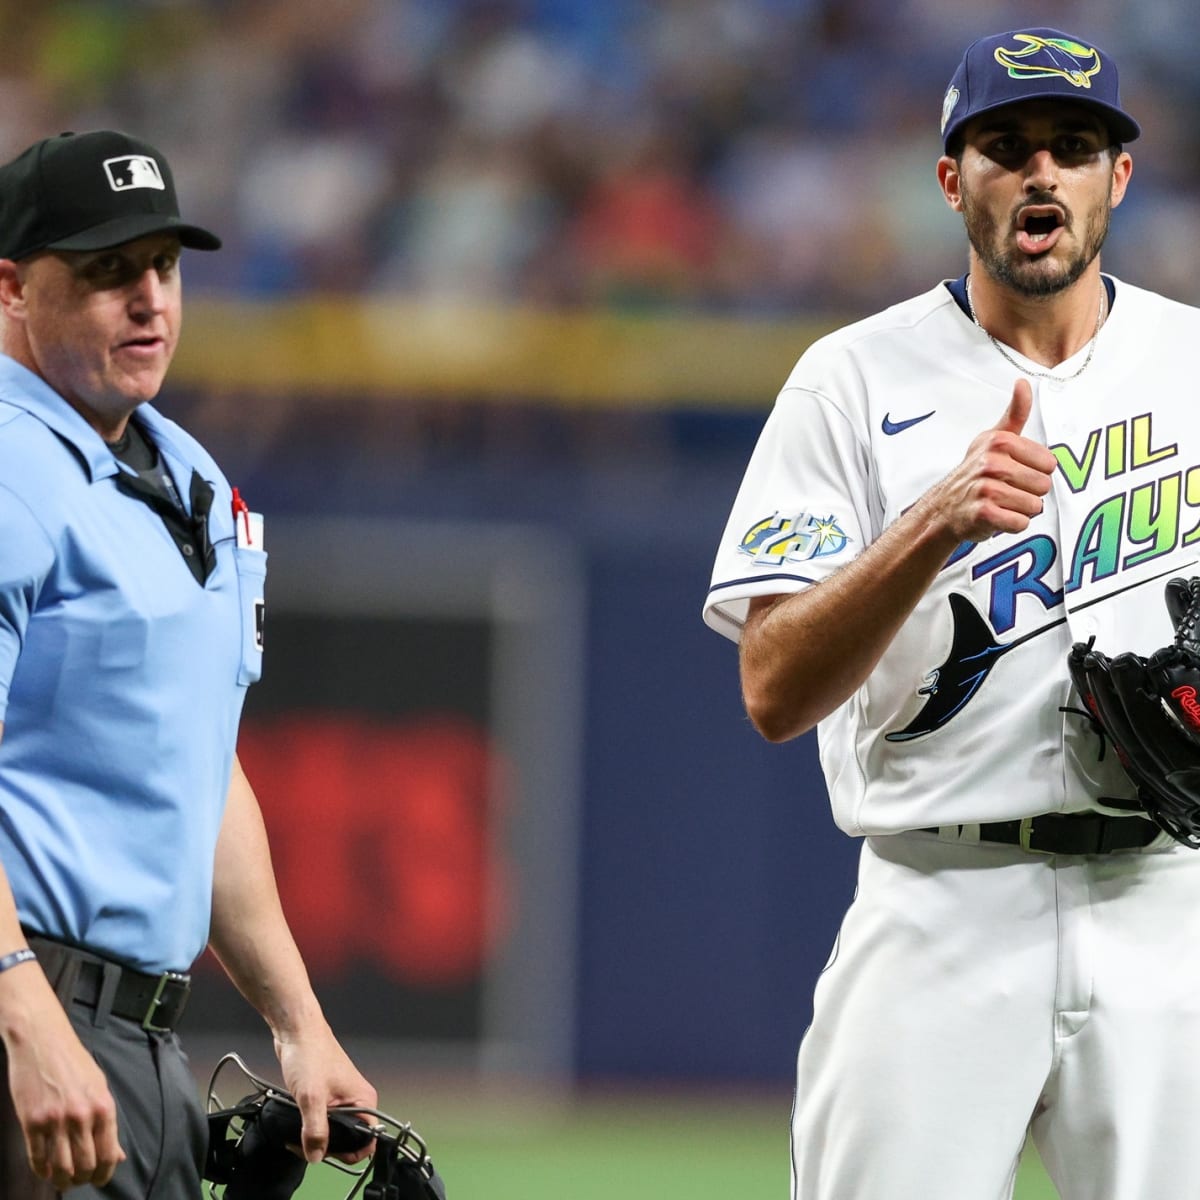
881, 410, 935, 435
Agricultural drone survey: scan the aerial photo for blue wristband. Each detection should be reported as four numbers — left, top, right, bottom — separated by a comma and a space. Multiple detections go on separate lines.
0, 948, 36, 974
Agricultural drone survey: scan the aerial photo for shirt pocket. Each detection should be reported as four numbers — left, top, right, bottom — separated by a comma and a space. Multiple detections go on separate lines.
233, 547, 267, 685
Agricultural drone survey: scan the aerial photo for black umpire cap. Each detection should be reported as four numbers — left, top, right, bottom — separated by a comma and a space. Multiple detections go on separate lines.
0, 129, 221, 261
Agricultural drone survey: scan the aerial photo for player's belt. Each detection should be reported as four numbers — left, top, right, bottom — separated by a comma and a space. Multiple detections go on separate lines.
922, 812, 1161, 855
24, 932, 191, 1032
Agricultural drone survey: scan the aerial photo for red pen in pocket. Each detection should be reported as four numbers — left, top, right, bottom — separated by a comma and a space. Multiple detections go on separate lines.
231, 486, 252, 547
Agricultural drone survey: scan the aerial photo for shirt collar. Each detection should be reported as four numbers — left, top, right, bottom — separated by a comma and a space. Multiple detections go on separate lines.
0, 353, 167, 484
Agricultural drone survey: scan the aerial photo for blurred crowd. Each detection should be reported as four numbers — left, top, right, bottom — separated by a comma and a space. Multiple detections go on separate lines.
1, 0, 1200, 313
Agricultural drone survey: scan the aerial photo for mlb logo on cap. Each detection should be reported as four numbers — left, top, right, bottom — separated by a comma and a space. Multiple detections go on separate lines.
103, 155, 165, 193
0, 130, 220, 260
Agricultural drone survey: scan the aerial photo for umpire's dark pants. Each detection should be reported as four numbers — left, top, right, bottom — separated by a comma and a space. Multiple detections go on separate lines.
0, 944, 207, 1199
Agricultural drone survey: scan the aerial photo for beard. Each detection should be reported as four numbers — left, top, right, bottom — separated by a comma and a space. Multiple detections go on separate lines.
960, 180, 1113, 298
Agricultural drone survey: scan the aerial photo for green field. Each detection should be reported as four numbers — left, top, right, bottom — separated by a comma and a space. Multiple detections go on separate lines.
270, 1089, 1060, 1200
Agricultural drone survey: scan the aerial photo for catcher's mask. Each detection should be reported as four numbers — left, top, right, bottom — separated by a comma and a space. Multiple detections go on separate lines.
203, 1052, 447, 1200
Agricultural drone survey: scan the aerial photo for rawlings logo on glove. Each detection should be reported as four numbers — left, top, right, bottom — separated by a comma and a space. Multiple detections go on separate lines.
1172, 683, 1200, 728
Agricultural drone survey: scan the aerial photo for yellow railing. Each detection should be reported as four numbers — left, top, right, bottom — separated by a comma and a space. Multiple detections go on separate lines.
174, 297, 847, 410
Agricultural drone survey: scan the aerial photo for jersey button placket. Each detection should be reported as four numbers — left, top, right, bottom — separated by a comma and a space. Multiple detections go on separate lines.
1037, 387, 1088, 636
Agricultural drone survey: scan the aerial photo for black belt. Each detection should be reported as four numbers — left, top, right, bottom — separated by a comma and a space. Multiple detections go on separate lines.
25, 934, 190, 1033
922, 812, 1161, 855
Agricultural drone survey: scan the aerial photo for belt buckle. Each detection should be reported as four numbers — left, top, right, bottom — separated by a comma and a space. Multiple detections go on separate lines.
1018, 817, 1054, 855
142, 971, 188, 1032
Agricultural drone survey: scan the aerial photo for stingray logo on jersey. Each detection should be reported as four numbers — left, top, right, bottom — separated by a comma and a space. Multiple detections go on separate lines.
738, 511, 850, 566
993, 34, 1102, 88
886, 593, 1022, 742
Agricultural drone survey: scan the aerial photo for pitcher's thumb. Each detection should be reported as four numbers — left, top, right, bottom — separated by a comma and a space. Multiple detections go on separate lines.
995, 378, 1033, 435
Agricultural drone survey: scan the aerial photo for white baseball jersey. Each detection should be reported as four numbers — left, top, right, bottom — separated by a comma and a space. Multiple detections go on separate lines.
704, 276, 1200, 835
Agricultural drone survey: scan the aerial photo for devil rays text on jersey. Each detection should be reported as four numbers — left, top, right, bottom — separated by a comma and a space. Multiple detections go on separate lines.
890, 412, 1198, 741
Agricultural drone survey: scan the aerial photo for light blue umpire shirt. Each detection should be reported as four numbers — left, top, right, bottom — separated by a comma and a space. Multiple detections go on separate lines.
0, 355, 266, 973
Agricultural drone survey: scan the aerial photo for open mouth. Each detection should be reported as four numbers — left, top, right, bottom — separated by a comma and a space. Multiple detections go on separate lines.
1016, 207, 1065, 254
1023, 214, 1059, 240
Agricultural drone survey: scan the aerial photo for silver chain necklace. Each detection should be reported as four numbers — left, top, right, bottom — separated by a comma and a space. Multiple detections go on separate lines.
966, 276, 1107, 382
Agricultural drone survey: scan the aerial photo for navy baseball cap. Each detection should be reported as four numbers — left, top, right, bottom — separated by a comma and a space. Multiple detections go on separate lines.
940, 28, 1140, 152
0, 129, 221, 261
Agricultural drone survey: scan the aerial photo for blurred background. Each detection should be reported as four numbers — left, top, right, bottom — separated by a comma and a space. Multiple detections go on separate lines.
6, 1, 1197, 1195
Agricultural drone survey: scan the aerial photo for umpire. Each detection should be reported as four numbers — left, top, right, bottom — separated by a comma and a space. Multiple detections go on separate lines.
0, 130, 375, 1197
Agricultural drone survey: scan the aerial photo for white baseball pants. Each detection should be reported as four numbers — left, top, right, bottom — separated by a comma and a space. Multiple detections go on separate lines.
791, 829, 1200, 1200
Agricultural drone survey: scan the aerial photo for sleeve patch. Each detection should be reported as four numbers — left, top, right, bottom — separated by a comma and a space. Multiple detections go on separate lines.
737, 510, 852, 566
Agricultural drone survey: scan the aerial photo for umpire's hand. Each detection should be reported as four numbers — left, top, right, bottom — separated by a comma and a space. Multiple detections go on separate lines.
0, 967, 125, 1189
274, 1023, 377, 1165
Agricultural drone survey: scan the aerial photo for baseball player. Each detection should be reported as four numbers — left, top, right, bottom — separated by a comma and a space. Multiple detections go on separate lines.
704, 28, 1200, 1200
0, 130, 376, 1198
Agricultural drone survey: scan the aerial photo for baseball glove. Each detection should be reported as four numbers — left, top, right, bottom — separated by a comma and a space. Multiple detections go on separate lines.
204, 1052, 447, 1200
1067, 576, 1200, 847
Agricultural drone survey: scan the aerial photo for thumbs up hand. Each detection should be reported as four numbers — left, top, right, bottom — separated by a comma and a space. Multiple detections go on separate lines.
929, 379, 1059, 543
